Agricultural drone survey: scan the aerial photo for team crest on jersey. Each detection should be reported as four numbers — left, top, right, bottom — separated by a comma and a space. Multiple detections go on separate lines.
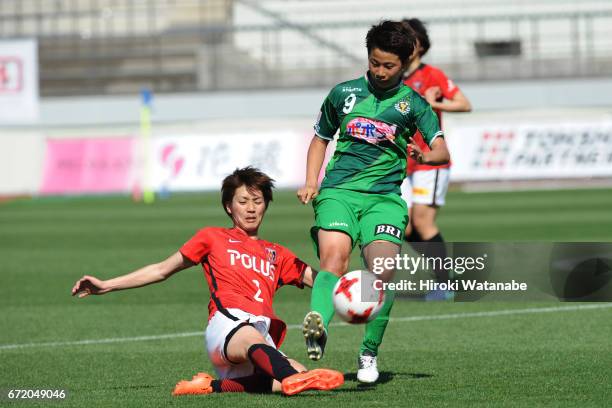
394, 99, 410, 115
265, 247, 277, 264
346, 117, 397, 144
413, 81, 422, 91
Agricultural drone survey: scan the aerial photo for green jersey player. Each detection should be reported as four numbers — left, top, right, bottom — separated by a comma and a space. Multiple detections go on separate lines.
297, 21, 450, 384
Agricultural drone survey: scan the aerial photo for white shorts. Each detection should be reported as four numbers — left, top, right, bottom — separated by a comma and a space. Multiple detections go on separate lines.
205, 308, 277, 379
401, 168, 450, 208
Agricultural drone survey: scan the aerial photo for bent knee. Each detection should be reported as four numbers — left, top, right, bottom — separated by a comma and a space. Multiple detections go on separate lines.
319, 249, 350, 276
411, 211, 435, 231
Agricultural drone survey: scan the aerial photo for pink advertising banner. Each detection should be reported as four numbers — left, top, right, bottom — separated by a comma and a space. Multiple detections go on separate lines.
40, 137, 135, 194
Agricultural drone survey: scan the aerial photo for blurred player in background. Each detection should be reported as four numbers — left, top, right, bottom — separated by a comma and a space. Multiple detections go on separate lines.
72, 167, 343, 396
400, 18, 472, 300
298, 21, 449, 383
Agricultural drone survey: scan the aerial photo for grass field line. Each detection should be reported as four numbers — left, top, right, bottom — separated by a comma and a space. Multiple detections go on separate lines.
1, 303, 611, 351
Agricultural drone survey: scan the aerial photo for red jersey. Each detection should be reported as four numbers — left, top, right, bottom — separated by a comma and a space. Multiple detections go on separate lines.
404, 63, 459, 173
180, 226, 307, 347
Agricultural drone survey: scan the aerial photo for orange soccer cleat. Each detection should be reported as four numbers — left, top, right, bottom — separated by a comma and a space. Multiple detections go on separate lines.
281, 368, 344, 396
172, 372, 214, 396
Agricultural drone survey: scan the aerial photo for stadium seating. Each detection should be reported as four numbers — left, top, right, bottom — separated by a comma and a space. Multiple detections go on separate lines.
1, 0, 611, 95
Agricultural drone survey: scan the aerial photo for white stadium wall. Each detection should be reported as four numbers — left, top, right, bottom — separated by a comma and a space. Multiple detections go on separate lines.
0, 131, 44, 195
1, 78, 611, 196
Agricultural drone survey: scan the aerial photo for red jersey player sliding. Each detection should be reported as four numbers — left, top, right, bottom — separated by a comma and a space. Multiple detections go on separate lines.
71, 167, 343, 396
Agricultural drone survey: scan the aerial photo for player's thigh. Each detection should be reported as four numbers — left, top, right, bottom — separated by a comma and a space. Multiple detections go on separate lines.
225, 324, 269, 364
206, 312, 255, 377
317, 229, 352, 276
311, 189, 359, 275
411, 168, 449, 207
360, 193, 408, 247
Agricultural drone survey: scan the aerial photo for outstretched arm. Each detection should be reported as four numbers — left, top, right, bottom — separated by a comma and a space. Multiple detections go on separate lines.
297, 136, 329, 205
71, 252, 194, 298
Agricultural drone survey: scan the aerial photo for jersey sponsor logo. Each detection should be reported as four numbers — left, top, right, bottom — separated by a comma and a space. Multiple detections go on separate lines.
228, 238, 241, 243
346, 117, 397, 144
374, 224, 402, 239
329, 221, 349, 228
227, 249, 275, 281
341, 86, 362, 92
394, 99, 410, 115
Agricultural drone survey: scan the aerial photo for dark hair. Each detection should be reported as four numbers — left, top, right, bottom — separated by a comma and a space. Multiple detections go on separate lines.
366, 20, 416, 63
401, 18, 431, 57
221, 166, 275, 216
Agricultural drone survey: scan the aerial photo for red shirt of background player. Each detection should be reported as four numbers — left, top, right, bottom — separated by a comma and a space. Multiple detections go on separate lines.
404, 63, 459, 174
180, 226, 307, 347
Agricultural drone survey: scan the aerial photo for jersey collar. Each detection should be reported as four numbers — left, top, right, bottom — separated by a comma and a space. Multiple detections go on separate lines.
230, 226, 259, 241
364, 72, 403, 98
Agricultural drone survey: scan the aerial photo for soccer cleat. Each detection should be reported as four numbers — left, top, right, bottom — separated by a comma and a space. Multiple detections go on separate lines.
302, 311, 327, 361
281, 368, 344, 395
357, 350, 379, 383
172, 372, 214, 396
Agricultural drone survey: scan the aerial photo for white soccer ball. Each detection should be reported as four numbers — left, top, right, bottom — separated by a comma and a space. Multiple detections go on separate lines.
332, 270, 385, 324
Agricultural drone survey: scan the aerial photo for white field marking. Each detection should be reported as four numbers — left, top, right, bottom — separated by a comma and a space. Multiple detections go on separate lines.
1, 303, 611, 351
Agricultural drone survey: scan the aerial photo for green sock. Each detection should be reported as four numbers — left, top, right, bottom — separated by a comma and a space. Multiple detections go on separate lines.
360, 290, 395, 356
310, 270, 339, 329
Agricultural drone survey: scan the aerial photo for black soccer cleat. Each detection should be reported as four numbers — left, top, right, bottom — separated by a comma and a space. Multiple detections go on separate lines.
302, 311, 327, 361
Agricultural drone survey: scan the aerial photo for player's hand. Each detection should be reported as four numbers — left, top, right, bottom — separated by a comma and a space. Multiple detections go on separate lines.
424, 86, 442, 104
297, 184, 319, 205
408, 138, 425, 164
71, 275, 110, 298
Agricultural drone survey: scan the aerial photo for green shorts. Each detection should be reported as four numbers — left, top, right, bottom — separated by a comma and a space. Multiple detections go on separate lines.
310, 188, 408, 256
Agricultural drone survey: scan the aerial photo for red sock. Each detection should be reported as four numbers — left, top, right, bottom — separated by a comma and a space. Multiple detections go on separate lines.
211, 374, 273, 393
247, 344, 298, 381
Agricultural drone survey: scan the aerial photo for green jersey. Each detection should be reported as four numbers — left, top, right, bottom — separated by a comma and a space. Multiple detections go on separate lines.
314, 74, 443, 194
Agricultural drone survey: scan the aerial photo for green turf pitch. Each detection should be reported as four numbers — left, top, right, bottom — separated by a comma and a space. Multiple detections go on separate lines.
1, 189, 611, 407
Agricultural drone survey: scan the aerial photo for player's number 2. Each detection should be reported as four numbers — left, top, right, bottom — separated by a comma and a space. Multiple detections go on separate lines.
252, 279, 263, 303
343, 93, 356, 114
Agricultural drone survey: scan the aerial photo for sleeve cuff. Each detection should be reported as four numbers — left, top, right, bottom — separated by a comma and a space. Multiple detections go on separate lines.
314, 130, 334, 141
179, 249, 200, 264
428, 131, 445, 147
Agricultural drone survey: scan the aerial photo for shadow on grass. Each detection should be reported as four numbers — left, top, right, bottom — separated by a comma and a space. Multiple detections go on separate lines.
285, 371, 434, 397
345, 371, 433, 386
